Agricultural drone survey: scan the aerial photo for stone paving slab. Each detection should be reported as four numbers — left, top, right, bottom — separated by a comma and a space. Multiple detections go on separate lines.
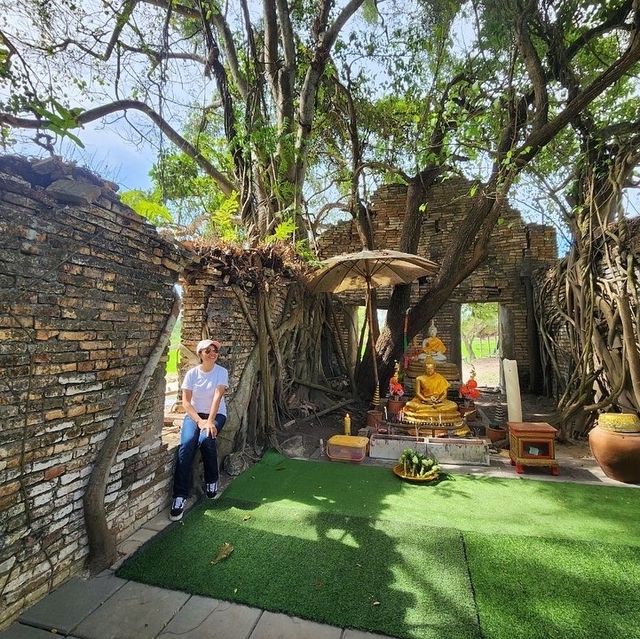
143, 511, 173, 532
73, 581, 189, 639
115, 539, 145, 557
126, 527, 159, 544
0, 623, 79, 638
18, 572, 126, 634
249, 611, 342, 639
157, 595, 261, 639
343, 629, 398, 639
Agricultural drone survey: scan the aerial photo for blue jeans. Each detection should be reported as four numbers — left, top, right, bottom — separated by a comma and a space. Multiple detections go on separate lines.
172, 413, 226, 498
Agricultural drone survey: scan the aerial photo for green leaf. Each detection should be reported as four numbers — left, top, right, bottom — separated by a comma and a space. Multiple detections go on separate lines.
120, 190, 172, 225
265, 217, 296, 244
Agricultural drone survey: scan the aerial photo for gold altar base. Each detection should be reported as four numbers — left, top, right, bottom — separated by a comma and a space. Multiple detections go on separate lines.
402, 412, 461, 425
393, 418, 470, 438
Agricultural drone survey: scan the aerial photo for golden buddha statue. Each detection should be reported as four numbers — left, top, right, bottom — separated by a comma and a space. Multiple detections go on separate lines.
407, 319, 460, 384
402, 359, 469, 436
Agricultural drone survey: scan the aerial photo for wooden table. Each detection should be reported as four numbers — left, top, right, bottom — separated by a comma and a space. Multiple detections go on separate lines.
508, 422, 559, 476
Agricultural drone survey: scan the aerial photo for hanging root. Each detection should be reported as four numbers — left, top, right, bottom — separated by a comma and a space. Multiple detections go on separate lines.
533, 174, 640, 438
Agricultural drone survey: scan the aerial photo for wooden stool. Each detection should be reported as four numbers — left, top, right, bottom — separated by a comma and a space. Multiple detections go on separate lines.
508, 422, 559, 476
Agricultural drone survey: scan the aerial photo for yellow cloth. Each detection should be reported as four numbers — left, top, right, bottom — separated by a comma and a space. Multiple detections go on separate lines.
412, 370, 449, 402
423, 336, 447, 355
404, 370, 458, 418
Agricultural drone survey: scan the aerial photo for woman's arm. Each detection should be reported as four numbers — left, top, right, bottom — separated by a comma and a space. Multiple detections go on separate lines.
182, 389, 209, 429
204, 384, 226, 437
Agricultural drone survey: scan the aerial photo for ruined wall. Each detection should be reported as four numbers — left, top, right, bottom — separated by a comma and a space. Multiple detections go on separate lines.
180, 262, 293, 463
534, 217, 640, 409
317, 178, 557, 388
0, 157, 189, 626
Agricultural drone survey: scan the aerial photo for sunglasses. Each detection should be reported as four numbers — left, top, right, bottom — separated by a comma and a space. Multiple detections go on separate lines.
202, 347, 219, 354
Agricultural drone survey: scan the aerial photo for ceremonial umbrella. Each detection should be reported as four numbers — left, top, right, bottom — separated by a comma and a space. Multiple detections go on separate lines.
308, 250, 439, 401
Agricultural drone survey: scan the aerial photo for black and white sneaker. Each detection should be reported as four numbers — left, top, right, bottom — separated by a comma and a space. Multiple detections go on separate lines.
169, 497, 186, 521
205, 482, 218, 499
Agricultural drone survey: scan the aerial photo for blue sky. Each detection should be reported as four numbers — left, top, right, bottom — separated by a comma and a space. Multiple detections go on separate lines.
17, 120, 156, 192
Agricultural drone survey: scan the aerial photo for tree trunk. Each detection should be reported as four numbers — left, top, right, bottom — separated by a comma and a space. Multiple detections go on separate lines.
464, 337, 477, 362
83, 290, 180, 573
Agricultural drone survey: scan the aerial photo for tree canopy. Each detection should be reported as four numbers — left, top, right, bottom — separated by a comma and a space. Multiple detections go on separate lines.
2, 0, 640, 404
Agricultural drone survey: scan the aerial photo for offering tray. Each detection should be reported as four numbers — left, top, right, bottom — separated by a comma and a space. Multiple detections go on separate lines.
393, 464, 440, 483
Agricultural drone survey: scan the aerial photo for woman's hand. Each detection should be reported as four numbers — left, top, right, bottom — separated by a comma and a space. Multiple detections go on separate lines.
203, 420, 218, 438
196, 417, 215, 436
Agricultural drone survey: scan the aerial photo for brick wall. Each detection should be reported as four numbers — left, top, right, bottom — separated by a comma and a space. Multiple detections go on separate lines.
180, 263, 292, 461
317, 178, 557, 388
0, 157, 189, 626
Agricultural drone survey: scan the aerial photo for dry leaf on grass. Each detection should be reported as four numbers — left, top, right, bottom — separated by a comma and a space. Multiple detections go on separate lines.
211, 542, 234, 565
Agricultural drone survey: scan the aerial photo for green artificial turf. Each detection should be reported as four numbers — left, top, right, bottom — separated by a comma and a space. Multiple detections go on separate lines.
119, 501, 481, 639
119, 452, 640, 639
466, 533, 640, 639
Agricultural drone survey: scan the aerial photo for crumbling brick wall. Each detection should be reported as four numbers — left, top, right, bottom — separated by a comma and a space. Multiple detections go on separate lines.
318, 178, 557, 389
0, 156, 189, 626
180, 262, 292, 464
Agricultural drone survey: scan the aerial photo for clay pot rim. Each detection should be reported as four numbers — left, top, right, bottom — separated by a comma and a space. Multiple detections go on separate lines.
590, 426, 640, 438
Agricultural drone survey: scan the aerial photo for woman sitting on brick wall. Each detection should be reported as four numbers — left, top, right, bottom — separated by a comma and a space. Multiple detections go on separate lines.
170, 339, 228, 521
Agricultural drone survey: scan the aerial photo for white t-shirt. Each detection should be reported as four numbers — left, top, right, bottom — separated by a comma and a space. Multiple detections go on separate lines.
182, 365, 229, 416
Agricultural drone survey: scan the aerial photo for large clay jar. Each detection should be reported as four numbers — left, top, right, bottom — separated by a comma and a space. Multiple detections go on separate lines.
589, 426, 640, 484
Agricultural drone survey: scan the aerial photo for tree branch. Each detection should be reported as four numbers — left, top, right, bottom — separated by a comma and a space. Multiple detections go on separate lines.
142, 0, 248, 97
84, 289, 180, 573
566, 0, 634, 61
293, 0, 367, 213
0, 100, 236, 195
517, 1, 640, 165
515, 2, 548, 131
355, 161, 411, 184
210, 6, 249, 98
263, 0, 280, 102
104, 0, 139, 60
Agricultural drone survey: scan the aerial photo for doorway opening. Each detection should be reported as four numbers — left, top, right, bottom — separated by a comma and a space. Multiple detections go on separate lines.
165, 311, 183, 412
165, 281, 185, 415
460, 302, 500, 388
355, 305, 387, 358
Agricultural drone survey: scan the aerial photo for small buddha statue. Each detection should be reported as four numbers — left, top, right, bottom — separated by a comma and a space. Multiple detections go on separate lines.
420, 320, 447, 362
403, 359, 461, 425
